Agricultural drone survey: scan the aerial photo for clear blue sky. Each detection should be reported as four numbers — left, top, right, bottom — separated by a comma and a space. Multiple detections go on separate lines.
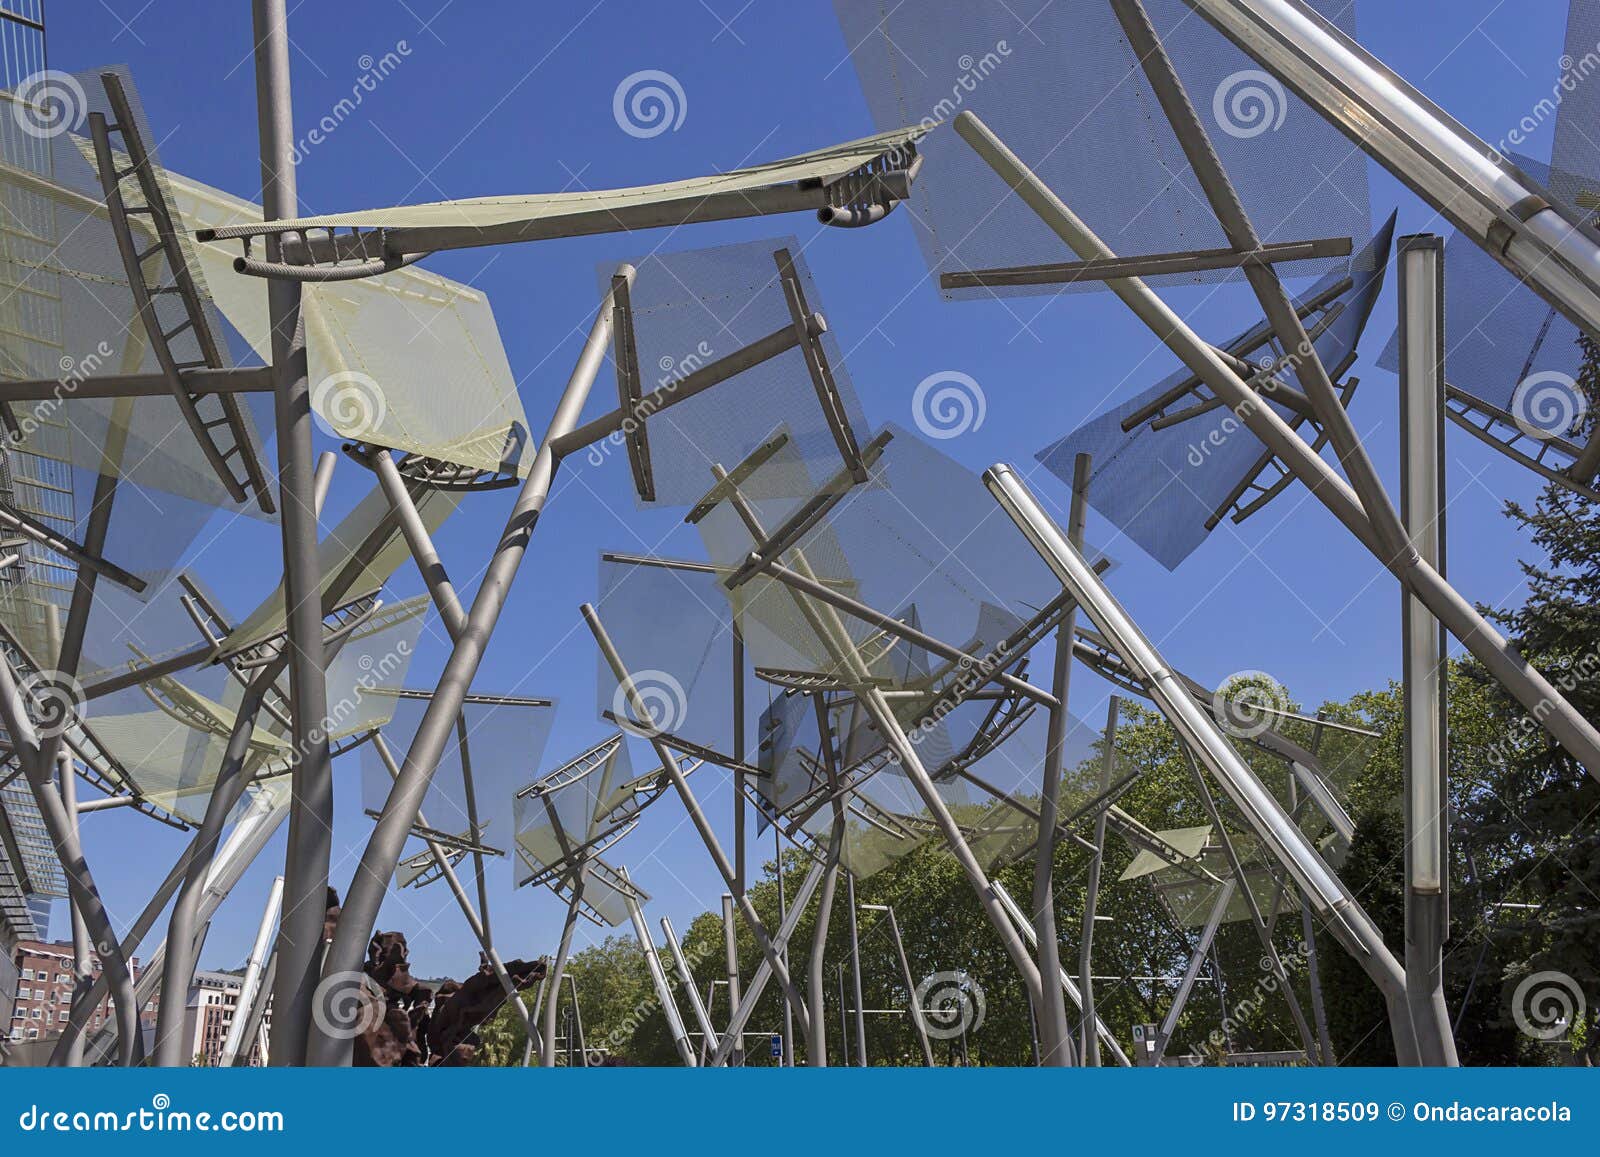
51, 0, 1576, 979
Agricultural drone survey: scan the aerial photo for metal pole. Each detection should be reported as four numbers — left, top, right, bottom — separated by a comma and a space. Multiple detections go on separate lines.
219, 876, 283, 1068
867, 904, 934, 1065
58, 750, 91, 1067
807, 813, 844, 1066
255, 0, 334, 1067
733, 622, 747, 892
846, 871, 867, 1066
541, 879, 585, 1067
775, 821, 794, 1066
661, 915, 720, 1058
985, 463, 1419, 1061
991, 880, 1132, 1066
1079, 694, 1120, 1065
1398, 233, 1459, 1066
1151, 879, 1235, 1065
1033, 452, 1091, 1065
234, 947, 277, 1065
720, 894, 744, 1066
955, 109, 1600, 782
707, 470, 1047, 1013
312, 269, 635, 1065
837, 964, 850, 1066
623, 889, 696, 1066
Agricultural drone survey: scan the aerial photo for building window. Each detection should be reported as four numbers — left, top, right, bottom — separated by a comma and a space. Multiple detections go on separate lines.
19, 969, 32, 981
55, 973, 69, 985
27, 1028, 38, 1039
17, 988, 29, 1000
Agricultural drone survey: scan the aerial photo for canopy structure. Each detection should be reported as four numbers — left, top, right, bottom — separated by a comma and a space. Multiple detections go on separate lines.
196, 128, 922, 280
1036, 214, 1396, 569
832, 0, 1369, 298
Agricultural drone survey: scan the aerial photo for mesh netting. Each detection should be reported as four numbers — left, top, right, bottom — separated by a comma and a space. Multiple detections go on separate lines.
593, 556, 737, 759
365, 689, 557, 863
87, 594, 427, 824
1037, 215, 1395, 570
1552, 4, 1600, 192
832, 0, 1370, 299
591, 238, 871, 508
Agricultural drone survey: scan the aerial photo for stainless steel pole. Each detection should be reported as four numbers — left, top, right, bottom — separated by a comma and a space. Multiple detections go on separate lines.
1033, 452, 1092, 1065
1398, 233, 1459, 1066
661, 915, 720, 1059
624, 889, 696, 1066
1079, 694, 1120, 1065
540, 880, 585, 1067
254, 0, 334, 1067
845, 870, 867, 1066
219, 875, 283, 1068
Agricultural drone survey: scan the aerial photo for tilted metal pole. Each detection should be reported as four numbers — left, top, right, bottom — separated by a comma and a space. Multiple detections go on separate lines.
311, 268, 634, 1065
1033, 452, 1092, 1065
986, 463, 1420, 1061
57, 751, 91, 1067
1150, 879, 1235, 1065
369, 733, 538, 1058
661, 915, 720, 1059
219, 875, 283, 1068
707, 468, 1047, 1014
720, 894, 744, 1065
255, 0, 335, 1067
775, 822, 795, 1066
0, 662, 138, 1065
1078, 694, 1119, 1065
1398, 233, 1459, 1066
622, 887, 696, 1066
234, 947, 278, 1065
956, 110, 1600, 782
806, 812, 844, 1067
865, 903, 934, 1066
709, 857, 828, 1067
991, 880, 1132, 1067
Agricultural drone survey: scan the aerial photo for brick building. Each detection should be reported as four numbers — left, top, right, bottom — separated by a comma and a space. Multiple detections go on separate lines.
6, 939, 156, 1047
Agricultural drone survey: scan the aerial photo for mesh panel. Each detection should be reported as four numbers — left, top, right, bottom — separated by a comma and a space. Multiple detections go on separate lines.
1037, 215, 1395, 570
218, 483, 463, 657
167, 170, 532, 476
592, 239, 870, 508
593, 557, 736, 759
366, 690, 557, 859
1552, 4, 1600, 189
87, 594, 427, 824
0, 69, 278, 509
697, 424, 1072, 684
832, 0, 1370, 298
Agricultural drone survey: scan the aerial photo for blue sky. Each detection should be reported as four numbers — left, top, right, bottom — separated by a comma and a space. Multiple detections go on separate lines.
49, 0, 1579, 979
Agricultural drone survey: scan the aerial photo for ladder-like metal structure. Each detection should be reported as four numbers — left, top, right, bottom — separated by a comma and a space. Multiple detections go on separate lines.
87, 72, 273, 513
